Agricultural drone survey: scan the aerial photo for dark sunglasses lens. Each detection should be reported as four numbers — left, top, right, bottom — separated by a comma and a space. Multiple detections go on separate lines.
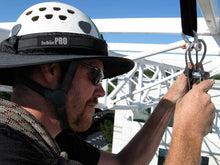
80, 62, 104, 86
93, 69, 104, 85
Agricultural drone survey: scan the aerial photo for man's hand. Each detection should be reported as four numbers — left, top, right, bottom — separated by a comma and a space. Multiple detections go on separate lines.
173, 79, 215, 137
163, 73, 188, 104
164, 63, 210, 104
164, 80, 215, 165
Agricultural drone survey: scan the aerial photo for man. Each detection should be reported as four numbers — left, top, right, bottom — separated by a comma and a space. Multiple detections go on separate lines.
0, 2, 215, 165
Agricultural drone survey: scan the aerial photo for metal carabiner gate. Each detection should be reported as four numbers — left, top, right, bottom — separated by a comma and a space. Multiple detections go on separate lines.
183, 31, 207, 90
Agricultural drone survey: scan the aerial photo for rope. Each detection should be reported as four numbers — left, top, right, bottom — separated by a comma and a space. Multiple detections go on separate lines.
0, 98, 82, 165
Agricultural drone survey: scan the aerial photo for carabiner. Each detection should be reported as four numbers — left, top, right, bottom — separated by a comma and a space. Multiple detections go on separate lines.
182, 31, 207, 90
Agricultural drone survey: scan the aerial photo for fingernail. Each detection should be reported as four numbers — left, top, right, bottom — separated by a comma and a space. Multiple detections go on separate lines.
211, 79, 215, 84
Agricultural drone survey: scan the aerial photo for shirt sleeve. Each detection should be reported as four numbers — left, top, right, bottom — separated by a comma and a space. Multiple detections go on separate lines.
55, 129, 100, 165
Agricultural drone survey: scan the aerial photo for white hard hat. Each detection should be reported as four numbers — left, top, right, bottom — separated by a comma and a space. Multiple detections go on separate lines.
13, 2, 102, 39
0, 2, 134, 86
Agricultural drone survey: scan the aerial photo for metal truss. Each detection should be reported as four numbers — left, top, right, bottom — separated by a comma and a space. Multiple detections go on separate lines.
97, 39, 220, 111
98, 57, 183, 111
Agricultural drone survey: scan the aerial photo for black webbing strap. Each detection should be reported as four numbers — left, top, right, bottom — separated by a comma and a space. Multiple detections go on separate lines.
57, 61, 79, 130
0, 32, 108, 56
61, 61, 79, 93
180, 0, 197, 36
20, 61, 79, 130
20, 76, 67, 109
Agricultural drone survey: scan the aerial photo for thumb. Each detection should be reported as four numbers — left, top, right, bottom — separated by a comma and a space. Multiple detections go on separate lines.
193, 79, 215, 92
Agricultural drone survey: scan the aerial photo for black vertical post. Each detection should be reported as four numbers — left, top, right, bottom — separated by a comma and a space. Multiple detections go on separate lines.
180, 0, 197, 37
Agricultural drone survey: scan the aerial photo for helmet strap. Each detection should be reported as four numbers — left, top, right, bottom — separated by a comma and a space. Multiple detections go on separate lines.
20, 61, 79, 130
58, 61, 79, 130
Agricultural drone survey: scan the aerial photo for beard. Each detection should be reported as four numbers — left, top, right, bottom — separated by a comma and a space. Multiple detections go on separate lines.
69, 97, 98, 132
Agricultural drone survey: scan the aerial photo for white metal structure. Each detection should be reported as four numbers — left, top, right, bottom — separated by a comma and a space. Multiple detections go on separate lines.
0, 0, 220, 164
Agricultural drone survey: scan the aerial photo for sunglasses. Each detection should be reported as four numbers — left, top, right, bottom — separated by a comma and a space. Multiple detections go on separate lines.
80, 62, 104, 86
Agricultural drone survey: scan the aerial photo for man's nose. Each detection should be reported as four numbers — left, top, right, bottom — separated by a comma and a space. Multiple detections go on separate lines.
95, 84, 106, 98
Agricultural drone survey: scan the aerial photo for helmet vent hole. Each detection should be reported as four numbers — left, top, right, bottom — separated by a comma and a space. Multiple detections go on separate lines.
45, 14, 53, 19
39, 7, 46, 11
53, 7, 61, 11
32, 16, 39, 22
26, 11, 32, 16
67, 9, 75, 14
59, 15, 67, 20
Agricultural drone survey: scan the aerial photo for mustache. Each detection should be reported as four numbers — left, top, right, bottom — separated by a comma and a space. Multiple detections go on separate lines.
87, 98, 98, 105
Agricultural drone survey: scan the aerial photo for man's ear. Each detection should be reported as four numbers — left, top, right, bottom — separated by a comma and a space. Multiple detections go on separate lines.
40, 63, 61, 88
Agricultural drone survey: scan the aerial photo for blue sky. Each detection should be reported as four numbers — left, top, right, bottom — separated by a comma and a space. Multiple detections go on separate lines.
0, 0, 208, 44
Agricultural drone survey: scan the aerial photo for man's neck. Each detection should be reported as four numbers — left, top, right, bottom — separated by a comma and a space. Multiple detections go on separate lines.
12, 85, 62, 137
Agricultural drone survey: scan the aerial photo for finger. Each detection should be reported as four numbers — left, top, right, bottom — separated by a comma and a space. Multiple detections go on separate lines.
187, 62, 193, 69
193, 79, 215, 92
207, 103, 215, 129
210, 103, 216, 120
179, 72, 188, 81
207, 103, 215, 117
205, 113, 215, 136
197, 64, 204, 71
208, 122, 213, 134
204, 122, 213, 136
204, 72, 210, 80
209, 111, 215, 132
183, 63, 193, 78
